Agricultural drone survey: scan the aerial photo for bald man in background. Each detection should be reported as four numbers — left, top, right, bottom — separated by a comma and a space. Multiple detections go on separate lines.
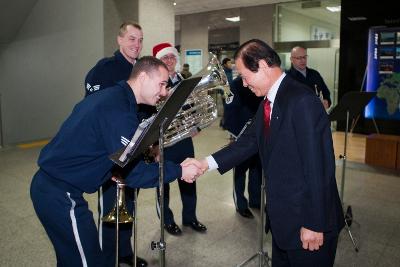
286, 46, 331, 109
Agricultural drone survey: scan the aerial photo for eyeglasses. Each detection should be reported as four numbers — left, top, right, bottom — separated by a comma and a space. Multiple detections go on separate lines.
161, 55, 176, 61
292, 55, 308, 60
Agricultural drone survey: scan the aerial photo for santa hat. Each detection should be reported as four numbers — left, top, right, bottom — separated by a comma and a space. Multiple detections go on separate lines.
152, 42, 179, 59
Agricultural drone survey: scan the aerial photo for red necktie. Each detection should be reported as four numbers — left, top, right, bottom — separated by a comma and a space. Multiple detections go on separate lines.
263, 99, 271, 135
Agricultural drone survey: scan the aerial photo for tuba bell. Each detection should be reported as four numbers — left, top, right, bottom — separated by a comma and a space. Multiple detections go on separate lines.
160, 52, 234, 147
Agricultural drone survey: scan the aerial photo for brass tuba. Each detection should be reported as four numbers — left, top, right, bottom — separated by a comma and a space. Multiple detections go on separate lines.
161, 52, 233, 147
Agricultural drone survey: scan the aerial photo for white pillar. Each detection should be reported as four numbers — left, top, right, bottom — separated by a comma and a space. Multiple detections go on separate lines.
139, 0, 175, 57
180, 13, 209, 74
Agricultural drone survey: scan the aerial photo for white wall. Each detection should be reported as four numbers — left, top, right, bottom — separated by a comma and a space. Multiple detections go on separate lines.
0, 0, 175, 145
0, 0, 103, 144
278, 8, 339, 42
308, 47, 338, 93
103, 0, 138, 56
139, 0, 174, 56
240, 5, 274, 46
180, 13, 209, 73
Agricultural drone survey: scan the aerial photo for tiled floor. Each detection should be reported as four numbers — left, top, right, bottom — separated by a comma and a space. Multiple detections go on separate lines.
0, 121, 399, 266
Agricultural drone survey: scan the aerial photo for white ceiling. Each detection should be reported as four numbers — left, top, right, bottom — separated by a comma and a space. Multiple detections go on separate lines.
174, 0, 341, 31
0, 0, 340, 43
173, 0, 296, 15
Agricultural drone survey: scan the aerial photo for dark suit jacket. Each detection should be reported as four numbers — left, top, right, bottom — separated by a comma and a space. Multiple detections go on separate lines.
213, 75, 344, 250
286, 66, 332, 107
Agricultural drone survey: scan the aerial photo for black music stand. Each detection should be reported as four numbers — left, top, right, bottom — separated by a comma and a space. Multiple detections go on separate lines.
110, 76, 201, 167
109, 76, 202, 267
328, 91, 376, 252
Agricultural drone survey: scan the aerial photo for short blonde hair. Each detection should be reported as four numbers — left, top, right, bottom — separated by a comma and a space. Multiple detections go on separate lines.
118, 21, 142, 37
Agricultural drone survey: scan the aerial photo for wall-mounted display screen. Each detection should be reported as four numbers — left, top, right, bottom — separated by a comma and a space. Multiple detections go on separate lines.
380, 32, 395, 44
379, 46, 395, 59
365, 27, 400, 120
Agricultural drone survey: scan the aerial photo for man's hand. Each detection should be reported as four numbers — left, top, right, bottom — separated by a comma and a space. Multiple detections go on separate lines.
181, 158, 209, 173
181, 163, 204, 183
300, 227, 324, 251
111, 175, 126, 188
148, 145, 160, 162
322, 99, 329, 109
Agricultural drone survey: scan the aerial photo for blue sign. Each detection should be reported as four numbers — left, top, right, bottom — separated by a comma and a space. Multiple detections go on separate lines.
365, 27, 400, 120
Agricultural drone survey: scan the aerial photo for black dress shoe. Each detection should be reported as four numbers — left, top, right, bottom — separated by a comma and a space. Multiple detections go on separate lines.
119, 256, 148, 267
237, 208, 254, 218
183, 220, 207, 232
164, 222, 182, 236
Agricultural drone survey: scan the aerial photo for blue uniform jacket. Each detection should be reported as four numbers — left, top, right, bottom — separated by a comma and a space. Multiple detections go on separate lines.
38, 81, 181, 193
85, 50, 132, 96
223, 76, 263, 137
286, 66, 332, 107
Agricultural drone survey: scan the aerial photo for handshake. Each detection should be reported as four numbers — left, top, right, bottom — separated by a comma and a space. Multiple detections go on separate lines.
180, 158, 209, 183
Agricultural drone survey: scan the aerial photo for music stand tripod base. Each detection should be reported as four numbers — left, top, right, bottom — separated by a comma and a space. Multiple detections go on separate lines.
328, 91, 375, 253
236, 172, 271, 267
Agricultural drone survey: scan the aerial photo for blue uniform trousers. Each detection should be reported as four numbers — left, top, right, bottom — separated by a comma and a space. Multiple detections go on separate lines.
156, 179, 197, 225
233, 154, 262, 210
30, 170, 105, 267
156, 137, 197, 225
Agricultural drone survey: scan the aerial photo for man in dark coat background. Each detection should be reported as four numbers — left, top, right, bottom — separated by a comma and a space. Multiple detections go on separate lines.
286, 46, 332, 109
223, 76, 263, 219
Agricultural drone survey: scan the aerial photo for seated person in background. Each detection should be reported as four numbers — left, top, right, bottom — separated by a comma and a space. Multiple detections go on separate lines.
30, 56, 202, 267
286, 46, 332, 109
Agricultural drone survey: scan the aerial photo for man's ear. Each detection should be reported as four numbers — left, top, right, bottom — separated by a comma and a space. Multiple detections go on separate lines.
259, 59, 269, 69
137, 71, 147, 83
117, 36, 122, 46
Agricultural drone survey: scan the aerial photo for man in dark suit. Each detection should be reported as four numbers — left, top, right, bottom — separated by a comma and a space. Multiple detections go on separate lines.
223, 76, 263, 218
286, 46, 332, 109
184, 39, 344, 266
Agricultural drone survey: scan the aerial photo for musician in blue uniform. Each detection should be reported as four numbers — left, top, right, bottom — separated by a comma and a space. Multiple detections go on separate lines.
286, 46, 332, 109
85, 21, 142, 96
223, 76, 263, 219
30, 57, 202, 267
152, 43, 207, 235
84, 21, 150, 267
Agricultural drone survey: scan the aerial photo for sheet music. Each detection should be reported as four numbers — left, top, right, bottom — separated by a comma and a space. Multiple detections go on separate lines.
118, 115, 155, 162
